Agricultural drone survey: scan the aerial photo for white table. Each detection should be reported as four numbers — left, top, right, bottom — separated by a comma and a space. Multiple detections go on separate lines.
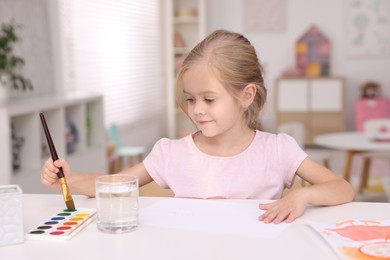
314, 132, 390, 182
1, 194, 390, 260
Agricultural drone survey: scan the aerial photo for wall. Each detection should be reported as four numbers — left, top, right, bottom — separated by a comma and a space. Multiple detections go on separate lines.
206, 0, 390, 132
0, 0, 54, 97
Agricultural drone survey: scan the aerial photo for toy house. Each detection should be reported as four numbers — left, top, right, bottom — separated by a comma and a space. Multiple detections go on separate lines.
296, 26, 330, 77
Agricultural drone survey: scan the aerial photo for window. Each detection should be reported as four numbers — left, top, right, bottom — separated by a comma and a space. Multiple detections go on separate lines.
55, 0, 163, 126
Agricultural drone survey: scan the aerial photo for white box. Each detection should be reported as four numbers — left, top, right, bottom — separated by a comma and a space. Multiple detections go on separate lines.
0, 185, 24, 246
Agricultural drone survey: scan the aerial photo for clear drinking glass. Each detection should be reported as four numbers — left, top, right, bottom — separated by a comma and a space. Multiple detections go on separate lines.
95, 174, 139, 233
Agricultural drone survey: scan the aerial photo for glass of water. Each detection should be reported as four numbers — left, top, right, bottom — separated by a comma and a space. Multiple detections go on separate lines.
95, 174, 139, 233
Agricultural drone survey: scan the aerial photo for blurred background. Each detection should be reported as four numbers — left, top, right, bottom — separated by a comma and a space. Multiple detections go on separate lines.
0, 0, 389, 200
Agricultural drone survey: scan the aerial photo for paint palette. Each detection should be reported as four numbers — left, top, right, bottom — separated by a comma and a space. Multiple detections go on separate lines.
26, 208, 96, 240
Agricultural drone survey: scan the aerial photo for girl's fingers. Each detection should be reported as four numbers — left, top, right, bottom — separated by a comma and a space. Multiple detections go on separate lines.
258, 201, 297, 224
53, 158, 71, 178
285, 213, 296, 223
259, 202, 274, 210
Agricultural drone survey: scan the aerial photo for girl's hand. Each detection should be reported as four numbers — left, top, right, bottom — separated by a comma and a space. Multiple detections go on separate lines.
258, 189, 308, 224
40, 158, 72, 190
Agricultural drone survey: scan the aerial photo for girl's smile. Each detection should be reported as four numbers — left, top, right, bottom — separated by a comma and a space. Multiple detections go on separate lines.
197, 120, 213, 125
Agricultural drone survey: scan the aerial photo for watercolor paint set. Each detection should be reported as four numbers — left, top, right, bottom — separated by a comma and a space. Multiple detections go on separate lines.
26, 208, 96, 240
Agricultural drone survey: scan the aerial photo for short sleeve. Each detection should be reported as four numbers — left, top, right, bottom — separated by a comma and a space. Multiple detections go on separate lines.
143, 138, 172, 188
276, 133, 308, 188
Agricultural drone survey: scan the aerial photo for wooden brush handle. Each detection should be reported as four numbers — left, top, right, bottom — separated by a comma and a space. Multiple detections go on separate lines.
40, 113, 64, 179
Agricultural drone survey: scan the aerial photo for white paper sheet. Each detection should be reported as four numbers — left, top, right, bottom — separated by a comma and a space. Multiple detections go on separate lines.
139, 198, 289, 238
307, 219, 390, 259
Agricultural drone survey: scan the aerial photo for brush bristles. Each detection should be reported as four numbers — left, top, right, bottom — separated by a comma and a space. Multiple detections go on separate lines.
59, 178, 76, 210
65, 199, 76, 211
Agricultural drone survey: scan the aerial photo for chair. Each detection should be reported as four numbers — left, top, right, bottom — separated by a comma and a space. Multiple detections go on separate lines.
107, 124, 175, 197
277, 122, 333, 186
358, 118, 390, 194
107, 124, 146, 172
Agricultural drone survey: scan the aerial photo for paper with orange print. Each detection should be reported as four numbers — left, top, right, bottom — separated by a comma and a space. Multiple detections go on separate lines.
307, 220, 390, 259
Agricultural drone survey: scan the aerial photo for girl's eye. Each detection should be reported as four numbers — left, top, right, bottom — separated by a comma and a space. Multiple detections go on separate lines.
204, 98, 214, 103
185, 98, 194, 103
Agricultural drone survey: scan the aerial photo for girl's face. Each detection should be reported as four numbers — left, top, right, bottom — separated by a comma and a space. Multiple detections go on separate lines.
182, 64, 245, 137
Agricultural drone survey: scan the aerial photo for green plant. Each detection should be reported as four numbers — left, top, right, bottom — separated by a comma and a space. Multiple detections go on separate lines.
0, 20, 33, 91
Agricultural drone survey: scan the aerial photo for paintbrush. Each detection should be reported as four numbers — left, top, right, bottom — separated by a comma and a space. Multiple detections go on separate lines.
40, 113, 76, 211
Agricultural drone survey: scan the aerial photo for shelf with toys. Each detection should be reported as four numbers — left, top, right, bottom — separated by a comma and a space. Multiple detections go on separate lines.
0, 92, 106, 193
165, 0, 206, 138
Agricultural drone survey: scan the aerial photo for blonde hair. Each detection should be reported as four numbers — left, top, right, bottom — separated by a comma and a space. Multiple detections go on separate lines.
176, 29, 267, 130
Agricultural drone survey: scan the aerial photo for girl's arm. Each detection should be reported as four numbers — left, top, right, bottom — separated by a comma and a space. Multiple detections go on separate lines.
41, 158, 154, 197
259, 157, 355, 224
294, 157, 355, 205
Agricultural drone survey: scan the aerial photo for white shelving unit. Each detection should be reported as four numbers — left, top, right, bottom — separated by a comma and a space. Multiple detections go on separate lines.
165, 0, 206, 138
275, 77, 346, 145
0, 92, 107, 194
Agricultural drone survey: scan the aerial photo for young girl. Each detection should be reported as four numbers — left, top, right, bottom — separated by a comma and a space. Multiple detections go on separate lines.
41, 29, 354, 224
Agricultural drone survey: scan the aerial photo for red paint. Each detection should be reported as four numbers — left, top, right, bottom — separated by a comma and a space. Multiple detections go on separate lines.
50, 231, 65, 235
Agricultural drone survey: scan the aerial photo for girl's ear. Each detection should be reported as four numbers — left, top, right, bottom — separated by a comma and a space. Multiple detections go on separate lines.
241, 83, 257, 108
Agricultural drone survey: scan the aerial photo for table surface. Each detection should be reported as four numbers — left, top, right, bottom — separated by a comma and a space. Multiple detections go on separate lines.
1, 194, 390, 260
314, 131, 390, 151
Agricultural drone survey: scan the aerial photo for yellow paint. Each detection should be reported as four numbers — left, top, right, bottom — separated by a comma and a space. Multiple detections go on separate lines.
69, 217, 84, 221
76, 213, 90, 217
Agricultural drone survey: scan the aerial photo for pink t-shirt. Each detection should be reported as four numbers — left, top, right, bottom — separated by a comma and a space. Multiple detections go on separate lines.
143, 130, 307, 200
